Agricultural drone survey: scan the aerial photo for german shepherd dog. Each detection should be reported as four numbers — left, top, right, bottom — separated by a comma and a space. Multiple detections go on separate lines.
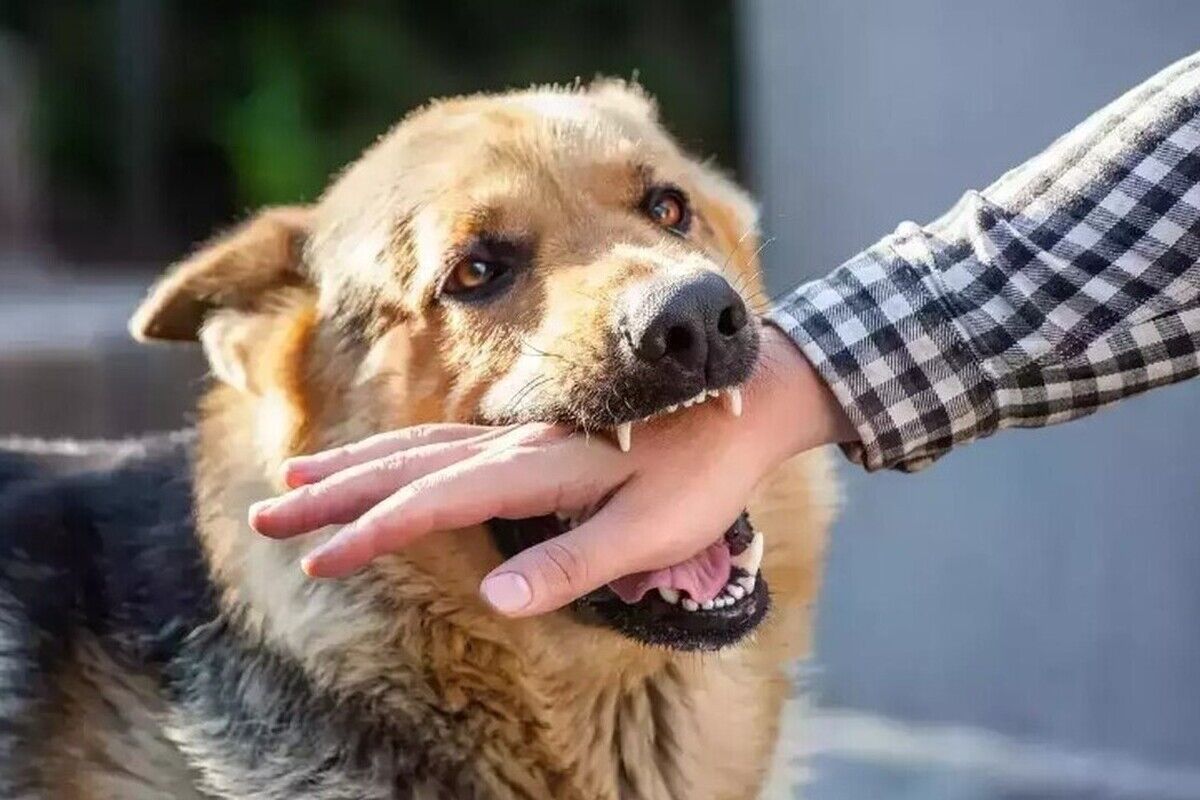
0, 83, 834, 799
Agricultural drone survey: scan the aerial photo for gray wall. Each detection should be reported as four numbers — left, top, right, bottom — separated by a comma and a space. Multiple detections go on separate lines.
742, 0, 1200, 769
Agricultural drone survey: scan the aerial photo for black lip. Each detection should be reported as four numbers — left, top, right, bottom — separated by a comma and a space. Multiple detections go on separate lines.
488, 513, 769, 651
573, 569, 769, 651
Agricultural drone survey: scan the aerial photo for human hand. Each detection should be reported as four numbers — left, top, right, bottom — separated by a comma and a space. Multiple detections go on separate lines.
248, 326, 854, 616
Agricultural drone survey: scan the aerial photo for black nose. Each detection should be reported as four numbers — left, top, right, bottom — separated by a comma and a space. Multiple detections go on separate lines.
623, 271, 753, 385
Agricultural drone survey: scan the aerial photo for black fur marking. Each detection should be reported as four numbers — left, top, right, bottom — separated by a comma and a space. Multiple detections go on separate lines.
0, 434, 488, 798
169, 617, 489, 799
0, 433, 212, 794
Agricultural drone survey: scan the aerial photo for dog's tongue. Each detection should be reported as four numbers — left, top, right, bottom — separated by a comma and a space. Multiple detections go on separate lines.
607, 541, 730, 604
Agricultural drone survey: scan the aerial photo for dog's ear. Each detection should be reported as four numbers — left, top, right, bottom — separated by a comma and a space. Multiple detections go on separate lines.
131, 206, 311, 342
130, 206, 313, 391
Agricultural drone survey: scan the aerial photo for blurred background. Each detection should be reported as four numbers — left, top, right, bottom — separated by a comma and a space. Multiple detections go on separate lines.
1, 2, 1198, 798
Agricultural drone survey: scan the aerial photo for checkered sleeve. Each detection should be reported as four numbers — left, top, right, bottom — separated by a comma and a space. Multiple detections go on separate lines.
769, 52, 1200, 472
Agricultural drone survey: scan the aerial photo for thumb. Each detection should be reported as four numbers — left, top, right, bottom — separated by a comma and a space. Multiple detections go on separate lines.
478, 491, 696, 617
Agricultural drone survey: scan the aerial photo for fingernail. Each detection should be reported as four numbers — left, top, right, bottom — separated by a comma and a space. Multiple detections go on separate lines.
279, 462, 304, 488
248, 499, 275, 520
480, 572, 533, 614
300, 553, 322, 577
301, 543, 333, 576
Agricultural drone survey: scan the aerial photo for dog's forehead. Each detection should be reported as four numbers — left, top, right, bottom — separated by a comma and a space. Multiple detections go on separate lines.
398, 88, 674, 183
310, 86, 695, 302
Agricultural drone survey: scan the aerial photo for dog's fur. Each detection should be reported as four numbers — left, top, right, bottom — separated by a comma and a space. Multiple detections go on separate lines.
0, 83, 834, 799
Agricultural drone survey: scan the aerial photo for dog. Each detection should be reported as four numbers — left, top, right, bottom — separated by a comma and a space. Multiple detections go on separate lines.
0, 81, 835, 799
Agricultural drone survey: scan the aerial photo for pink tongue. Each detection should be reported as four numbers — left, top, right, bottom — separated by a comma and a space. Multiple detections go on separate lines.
607, 541, 731, 604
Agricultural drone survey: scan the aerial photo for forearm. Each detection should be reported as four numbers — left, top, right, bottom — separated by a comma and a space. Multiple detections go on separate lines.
770, 52, 1200, 472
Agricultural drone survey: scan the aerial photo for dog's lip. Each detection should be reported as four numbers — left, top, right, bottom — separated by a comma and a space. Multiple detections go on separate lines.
608, 384, 744, 453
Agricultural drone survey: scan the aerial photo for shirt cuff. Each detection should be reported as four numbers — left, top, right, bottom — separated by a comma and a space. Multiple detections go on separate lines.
768, 230, 1000, 472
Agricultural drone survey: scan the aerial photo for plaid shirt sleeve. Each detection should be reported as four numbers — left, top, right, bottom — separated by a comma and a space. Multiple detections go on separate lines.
768, 52, 1200, 473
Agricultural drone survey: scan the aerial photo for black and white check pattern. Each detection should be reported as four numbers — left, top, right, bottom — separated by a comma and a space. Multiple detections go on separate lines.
770, 53, 1200, 472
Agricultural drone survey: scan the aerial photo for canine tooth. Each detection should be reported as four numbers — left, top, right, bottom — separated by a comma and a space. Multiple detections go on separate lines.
725, 387, 743, 417
727, 584, 746, 600
735, 575, 756, 593
666, 404, 678, 414
730, 530, 763, 576
701, 599, 715, 610
708, 389, 720, 398
694, 392, 707, 405
616, 422, 632, 453
658, 587, 681, 605
682, 598, 699, 612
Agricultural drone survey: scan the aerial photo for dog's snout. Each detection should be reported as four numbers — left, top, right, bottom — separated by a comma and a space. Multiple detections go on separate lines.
623, 272, 754, 386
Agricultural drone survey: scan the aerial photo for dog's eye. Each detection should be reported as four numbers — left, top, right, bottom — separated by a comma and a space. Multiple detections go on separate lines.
440, 237, 529, 301
445, 258, 508, 295
642, 186, 691, 235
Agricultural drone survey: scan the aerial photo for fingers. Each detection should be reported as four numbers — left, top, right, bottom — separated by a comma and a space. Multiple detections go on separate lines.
250, 438, 486, 538
282, 424, 507, 488
299, 431, 627, 578
478, 485, 701, 616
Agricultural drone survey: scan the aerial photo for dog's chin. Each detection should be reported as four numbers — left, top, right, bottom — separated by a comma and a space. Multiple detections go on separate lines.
488, 512, 768, 652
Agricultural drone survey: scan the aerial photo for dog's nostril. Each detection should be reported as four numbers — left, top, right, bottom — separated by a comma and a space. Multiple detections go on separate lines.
664, 324, 694, 355
717, 301, 748, 337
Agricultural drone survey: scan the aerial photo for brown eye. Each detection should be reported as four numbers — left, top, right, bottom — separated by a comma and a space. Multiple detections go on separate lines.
642, 186, 691, 234
440, 236, 530, 301
445, 259, 506, 294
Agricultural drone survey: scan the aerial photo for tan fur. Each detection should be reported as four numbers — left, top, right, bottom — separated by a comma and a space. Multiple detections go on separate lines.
129, 82, 836, 799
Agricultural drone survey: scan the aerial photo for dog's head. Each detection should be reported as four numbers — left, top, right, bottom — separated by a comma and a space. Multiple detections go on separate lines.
132, 82, 778, 652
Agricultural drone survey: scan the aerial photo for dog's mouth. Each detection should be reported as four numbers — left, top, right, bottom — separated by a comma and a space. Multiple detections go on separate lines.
606, 385, 744, 452
487, 371, 766, 650
489, 507, 767, 652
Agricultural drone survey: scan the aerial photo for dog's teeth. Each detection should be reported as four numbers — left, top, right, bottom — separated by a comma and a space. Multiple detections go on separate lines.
727, 583, 746, 600
708, 389, 720, 398
736, 575, 756, 594
615, 422, 632, 453
666, 404, 678, 414
681, 598, 699, 612
658, 587, 681, 605
701, 599, 715, 610
694, 392, 707, 405
725, 387, 743, 417
730, 530, 764, 576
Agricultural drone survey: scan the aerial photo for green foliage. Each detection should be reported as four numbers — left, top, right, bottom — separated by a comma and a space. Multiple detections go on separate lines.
6, 1, 735, 258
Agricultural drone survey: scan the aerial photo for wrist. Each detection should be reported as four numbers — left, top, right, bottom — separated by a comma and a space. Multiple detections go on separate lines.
746, 323, 855, 466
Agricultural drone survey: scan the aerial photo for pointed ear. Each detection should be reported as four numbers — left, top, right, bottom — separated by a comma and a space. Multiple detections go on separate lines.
130, 206, 313, 343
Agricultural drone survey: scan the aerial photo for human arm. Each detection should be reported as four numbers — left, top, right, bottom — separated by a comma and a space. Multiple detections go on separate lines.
770, 52, 1200, 472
